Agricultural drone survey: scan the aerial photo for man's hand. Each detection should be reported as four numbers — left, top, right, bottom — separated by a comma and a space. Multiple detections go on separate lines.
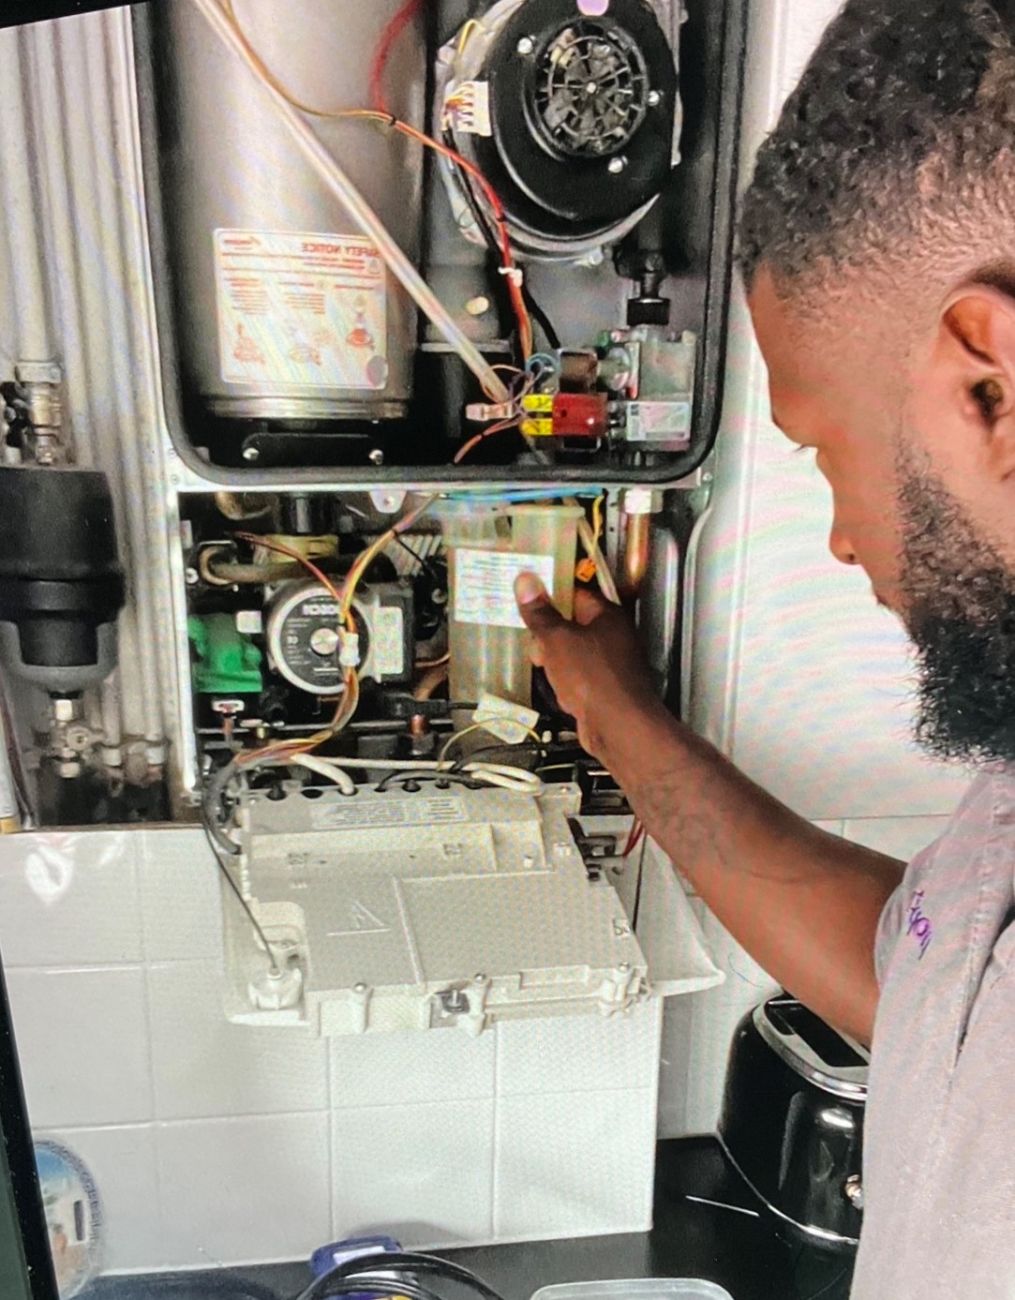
514, 572, 659, 759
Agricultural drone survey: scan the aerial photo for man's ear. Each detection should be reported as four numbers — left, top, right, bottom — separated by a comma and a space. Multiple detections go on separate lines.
937, 285, 1015, 480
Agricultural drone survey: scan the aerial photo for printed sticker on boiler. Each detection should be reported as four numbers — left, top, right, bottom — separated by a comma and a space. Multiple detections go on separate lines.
454, 550, 557, 628
215, 228, 388, 390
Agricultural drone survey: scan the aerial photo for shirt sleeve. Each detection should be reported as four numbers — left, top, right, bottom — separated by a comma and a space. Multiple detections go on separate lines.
874, 876, 910, 987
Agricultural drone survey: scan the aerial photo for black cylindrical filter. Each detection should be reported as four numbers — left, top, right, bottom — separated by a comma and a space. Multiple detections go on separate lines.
0, 466, 125, 692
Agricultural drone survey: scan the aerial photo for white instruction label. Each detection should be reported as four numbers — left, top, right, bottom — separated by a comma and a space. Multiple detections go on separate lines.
310, 794, 467, 830
454, 550, 556, 629
215, 229, 388, 390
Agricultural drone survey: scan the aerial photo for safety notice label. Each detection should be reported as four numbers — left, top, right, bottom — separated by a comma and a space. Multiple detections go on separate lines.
214, 228, 388, 390
454, 550, 556, 629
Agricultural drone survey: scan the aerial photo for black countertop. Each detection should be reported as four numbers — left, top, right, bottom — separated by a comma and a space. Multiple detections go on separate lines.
89, 1139, 854, 1300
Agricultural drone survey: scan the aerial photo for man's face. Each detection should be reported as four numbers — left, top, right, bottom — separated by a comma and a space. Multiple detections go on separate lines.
748, 265, 1015, 763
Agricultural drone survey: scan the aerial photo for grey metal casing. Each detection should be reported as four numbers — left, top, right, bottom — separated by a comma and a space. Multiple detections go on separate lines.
148, 0, 426, 424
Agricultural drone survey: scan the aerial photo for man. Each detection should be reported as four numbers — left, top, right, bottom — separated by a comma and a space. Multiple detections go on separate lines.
514, 1, 1015, 1295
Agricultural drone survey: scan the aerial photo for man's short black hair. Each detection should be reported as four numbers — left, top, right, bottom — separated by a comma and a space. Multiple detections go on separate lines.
739, 0, 1015, 298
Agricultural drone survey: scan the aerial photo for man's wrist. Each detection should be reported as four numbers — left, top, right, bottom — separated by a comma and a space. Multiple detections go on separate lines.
589, 692, 683, 774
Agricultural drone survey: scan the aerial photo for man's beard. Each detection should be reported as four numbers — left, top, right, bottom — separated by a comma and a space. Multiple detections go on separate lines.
898, 442, 1015, 764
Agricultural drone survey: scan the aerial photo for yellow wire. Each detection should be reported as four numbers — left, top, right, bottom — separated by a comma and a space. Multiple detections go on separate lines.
438, 722, 542, 765
457, 18, 480, 52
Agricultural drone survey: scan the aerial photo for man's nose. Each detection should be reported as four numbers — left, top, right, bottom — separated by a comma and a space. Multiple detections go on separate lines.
828, 523, 859, 567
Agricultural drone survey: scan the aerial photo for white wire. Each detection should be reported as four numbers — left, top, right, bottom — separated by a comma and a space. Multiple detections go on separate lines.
288, 753, 357, 795
296, 754, 542, 796
192, 0, 509, 404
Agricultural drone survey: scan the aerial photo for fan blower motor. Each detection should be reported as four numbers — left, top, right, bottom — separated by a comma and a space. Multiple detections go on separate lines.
437, 0, 680, 259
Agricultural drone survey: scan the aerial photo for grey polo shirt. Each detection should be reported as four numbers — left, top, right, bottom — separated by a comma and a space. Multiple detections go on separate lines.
850, 769, 1015, 1298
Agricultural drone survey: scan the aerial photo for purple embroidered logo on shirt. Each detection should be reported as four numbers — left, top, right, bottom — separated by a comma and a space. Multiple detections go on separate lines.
906, 889, 933, 959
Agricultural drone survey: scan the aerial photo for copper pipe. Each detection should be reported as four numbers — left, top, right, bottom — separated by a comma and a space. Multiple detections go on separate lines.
622, 513, 652, 597
413, 663, 449, 701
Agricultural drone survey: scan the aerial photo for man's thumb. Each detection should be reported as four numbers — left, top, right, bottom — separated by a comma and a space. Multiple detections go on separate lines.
515, 572, 564, 634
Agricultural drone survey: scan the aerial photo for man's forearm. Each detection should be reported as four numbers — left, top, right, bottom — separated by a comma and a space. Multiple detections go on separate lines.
598, 705, 905, 1045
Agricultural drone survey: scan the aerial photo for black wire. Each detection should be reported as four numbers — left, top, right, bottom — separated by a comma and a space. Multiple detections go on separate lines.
297, 1254, 508, 1300
395, 534, 441, 577
199, 793, 281, 976
522, 282, 562, 351
202, 757, 243, 855
449, 740, 547, 773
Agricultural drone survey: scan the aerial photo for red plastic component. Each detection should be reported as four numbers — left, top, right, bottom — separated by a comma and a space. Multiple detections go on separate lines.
552, 392, 609, 438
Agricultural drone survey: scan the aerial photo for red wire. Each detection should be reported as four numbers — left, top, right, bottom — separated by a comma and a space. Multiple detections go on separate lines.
623, 821, 645, 858
370, 0, 425, 115
453, 417, 521, 464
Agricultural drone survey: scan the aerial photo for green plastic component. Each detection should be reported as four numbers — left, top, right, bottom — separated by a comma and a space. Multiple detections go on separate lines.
188, 613, 263, 695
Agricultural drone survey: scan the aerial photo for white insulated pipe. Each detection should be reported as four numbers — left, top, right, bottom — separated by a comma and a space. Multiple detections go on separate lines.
0, 30, 55, 364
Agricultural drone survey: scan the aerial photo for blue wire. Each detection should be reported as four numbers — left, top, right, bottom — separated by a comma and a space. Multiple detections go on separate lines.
444, 487, 604, 504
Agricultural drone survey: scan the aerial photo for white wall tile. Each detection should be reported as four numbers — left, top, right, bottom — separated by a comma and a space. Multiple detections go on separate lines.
38, 1125, 163, 1273
147, 960, 328, 1119
842, 816, 953, 865
0, 831, 141, 967
331, 1099, 494, 1248
496, 1003, 660, 1096
139, 829, 224, 962
330, 1026, 494, 1109
156, 1114, 330, 1267
494, 1089, 656, 1240
7, 967, 152, 1128
688, 0, 972, 824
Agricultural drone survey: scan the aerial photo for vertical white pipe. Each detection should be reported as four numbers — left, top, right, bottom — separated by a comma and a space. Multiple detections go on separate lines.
103, 10, 180, 760
20, 22, 96, 468
0, 30, 54, 362
47, 20, 153, 748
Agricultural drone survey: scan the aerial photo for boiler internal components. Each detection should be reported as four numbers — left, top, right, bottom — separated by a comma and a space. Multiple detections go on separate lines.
601, 326, 697, 452
144, 0, 426, 454
224, 780, 649, 1035
438, 0, 680, 259
265, 579, 413, 695
519, 330, 697, 450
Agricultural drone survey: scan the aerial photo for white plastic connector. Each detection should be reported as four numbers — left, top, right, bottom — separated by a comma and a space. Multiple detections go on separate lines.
248, 964, 303, 1010
465, 401, 515, 422
339, 631, 361, 669
445, 80, 492, 136
623, 487, 663, 516
473, 692, 540, 744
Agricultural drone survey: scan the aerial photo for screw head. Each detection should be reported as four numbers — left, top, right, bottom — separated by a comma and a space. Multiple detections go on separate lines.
647, 89, 661, 107
185, 566, 199, 586
608, 155, 627, 175
516, 35, 534, 54
242, 445, 260, 462
368, 448, 385, 466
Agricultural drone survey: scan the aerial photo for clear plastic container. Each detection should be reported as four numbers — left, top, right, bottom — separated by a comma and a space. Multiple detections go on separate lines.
439, 502, 582, 717
531, 1281, 735, 1300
